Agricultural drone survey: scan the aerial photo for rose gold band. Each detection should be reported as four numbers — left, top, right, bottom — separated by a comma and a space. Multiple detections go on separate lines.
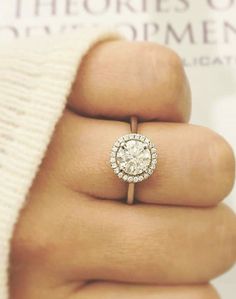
127, 116, 138, 205
130, 115, 138, 134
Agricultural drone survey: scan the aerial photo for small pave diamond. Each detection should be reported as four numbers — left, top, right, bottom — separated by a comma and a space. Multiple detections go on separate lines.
128, 176, 134, 183
123, 175, 128, 181
112, 146, 117, 152
118, 172, 123, 178
114, 168, 120, 174
140, 136, 145, 142
110, 133, 158, 183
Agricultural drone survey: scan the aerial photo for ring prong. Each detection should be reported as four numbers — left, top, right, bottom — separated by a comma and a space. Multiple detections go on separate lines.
120, 142, 126, 149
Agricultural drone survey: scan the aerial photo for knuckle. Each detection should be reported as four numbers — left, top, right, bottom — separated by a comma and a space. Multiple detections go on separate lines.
147, 43, 185, 83
142, 42, 190, 117
143, 42, 183, 70
206, 129, 235, 199
216, 205, 236, 273
166, 48, 184, 72
165, 50, 189, 98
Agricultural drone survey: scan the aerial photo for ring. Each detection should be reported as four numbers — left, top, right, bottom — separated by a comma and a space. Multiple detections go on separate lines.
110, 116, 158, 205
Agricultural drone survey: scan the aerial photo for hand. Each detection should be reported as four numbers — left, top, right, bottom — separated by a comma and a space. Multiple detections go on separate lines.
10, 41, 236, 299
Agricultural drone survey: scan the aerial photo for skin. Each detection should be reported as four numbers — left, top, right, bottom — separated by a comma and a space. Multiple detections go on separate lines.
9, 41, 236, 299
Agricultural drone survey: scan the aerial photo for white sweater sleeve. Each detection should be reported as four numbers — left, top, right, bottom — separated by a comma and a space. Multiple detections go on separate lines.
0, 29, 121, 299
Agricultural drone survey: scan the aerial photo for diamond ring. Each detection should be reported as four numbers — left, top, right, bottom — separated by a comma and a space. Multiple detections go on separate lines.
110, 116, 158, 205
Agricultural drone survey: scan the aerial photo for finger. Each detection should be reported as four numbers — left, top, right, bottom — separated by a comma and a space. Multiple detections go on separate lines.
69, 200, 236, 284
68, 41, 191, 122
45, 111, 235, 207
137, 121, 235, 205
74, 283, 220, 299
13, 190, 236, 285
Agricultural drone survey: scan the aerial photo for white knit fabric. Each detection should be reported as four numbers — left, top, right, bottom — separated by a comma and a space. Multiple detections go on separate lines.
0, 29, 121, 299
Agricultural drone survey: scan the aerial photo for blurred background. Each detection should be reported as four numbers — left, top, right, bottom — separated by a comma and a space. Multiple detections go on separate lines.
0, 0, 235, 297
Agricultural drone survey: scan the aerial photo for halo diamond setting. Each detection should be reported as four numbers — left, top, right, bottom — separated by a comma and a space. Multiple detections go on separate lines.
110, 133, 157, 183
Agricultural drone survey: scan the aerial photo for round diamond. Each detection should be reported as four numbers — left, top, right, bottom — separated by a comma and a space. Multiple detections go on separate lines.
123, 175, 128, 181
138, 175, 144, 181
151, 148, 157, 153
114, 168, 120, 174
111, 133, 157, 183
128, 176, 134, 183
152, 153, 157, 158
112, 146, 118, 152
118, 172, 123, 178
116, 139, 151, 176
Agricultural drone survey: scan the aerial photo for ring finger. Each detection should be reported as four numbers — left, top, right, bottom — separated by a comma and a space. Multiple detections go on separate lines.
44, 110, 235, 207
